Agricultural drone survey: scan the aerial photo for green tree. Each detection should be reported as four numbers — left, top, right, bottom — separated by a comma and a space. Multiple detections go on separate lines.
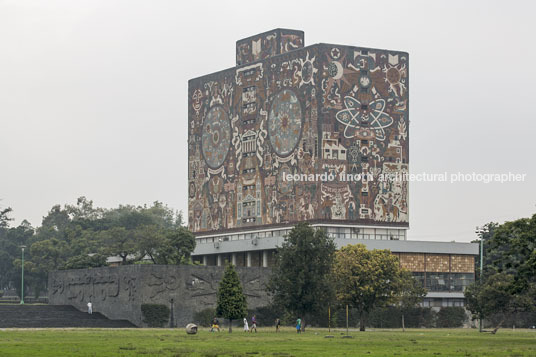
61, 253, 107, 270
465, 272, 532, 333
466, 214, 536, 333
28, 238, 69, 273
133, 225, 166, 263
0, 218, 35, 295
395, 270, 427, 331
268, 223, 336, 326
216, 263, 247, 332
333, 244, 405, 331
99, 227, 138, 264
153, 227, 196, 265
1, 198, 192, 295
0, 207, 13, 228
474, 222, 499, 277
489, 214, 536, 294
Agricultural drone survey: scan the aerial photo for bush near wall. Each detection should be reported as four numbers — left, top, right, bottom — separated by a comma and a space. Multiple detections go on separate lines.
436, 307, 467, 328
367, 307, 437, 328
141, 304, 170, 327
485, 312, 536, 329
193, 305, 470, 329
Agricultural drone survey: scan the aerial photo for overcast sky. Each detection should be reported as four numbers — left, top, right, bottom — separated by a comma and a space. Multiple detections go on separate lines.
1, 0, 535, 242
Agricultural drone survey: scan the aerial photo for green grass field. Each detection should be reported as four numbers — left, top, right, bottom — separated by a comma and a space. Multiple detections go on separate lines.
0, 327, 535, 356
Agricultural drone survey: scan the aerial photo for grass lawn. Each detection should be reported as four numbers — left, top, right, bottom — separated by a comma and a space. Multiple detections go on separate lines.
0, 327, 535, 356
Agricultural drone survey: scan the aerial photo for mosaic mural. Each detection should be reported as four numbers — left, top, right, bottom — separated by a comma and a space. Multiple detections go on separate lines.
236, 29, 304, 66
189, 31, 409, 233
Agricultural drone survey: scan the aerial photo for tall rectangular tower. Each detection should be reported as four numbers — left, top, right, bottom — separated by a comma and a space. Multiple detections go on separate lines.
188, 29, 409, 259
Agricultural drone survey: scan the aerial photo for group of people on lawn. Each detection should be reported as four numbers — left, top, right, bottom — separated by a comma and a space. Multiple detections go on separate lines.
89, 300, 302, 332
211, 316, 303, 333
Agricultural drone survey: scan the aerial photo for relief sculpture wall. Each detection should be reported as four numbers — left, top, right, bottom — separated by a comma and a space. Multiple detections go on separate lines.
49, 265, 270, 327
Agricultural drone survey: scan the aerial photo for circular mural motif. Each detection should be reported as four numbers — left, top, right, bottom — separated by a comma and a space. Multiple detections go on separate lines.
268, 89, 303, 157
201, 106, 231, 169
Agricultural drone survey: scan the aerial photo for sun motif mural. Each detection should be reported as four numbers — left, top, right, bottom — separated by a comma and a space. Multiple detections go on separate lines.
268, 89, 303, 157
201, 106, 231, 169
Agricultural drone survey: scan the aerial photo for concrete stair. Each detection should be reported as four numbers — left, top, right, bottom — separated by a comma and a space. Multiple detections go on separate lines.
0, 305, 135, 328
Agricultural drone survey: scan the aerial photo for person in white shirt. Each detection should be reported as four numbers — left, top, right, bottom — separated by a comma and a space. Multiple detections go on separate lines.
243, 317, 249, 332
87, 302, 93, 314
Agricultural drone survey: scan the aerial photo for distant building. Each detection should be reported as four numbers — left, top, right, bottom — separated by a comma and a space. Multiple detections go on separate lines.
188, 29, 477, 307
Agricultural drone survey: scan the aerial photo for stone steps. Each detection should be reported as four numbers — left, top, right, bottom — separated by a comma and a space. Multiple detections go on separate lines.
0, 305, 135, 328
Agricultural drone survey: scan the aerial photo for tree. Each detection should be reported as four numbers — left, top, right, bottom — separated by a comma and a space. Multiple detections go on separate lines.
134, 225, 166, 263
395, 270, 426, 331
333, 244, 405, 331
268, 223, 336, 326
0, 218, 34, 294
61, 253, 107, 270
473, 222, 499, 277
0, 197, 192, 295
28, 238, 69, 273
0, 207, 13, 229
465, 272, 532, 333
466, 214, 536, 333
99, 227, 138, 264
489, 214, 536, 294
216, 263, 247, 332
153, 227, 196, 265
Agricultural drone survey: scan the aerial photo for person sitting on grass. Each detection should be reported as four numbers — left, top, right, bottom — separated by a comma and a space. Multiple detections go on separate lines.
210, 317, 220, 332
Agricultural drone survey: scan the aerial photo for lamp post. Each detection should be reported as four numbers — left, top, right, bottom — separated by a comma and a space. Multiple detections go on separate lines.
20, 245, 26, 305
475, 227, 485, 332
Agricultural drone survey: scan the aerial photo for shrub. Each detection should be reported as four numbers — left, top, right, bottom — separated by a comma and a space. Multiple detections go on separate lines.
367, 307, 401, 328
436, 307, 467, 328
352, 306, 437, 328
487, 311, 536, 328
61, 254, 107, 270
141, 304, 170, 327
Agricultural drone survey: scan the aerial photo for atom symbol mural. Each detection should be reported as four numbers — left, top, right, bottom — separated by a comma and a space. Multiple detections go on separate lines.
335, 96, 394, 140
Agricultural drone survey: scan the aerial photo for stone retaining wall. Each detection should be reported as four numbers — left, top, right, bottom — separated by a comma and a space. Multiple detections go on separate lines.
48, 265, 270, 327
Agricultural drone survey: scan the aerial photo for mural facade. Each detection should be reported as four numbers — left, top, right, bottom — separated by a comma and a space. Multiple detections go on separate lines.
189, 30, 409, 234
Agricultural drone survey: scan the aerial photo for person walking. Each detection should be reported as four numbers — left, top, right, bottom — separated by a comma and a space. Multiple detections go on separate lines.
250, 315, 257, 333
296, 317, 301, 333
275, 318, 281, 332
243, 317, 249, 332
87, 301, 92, 315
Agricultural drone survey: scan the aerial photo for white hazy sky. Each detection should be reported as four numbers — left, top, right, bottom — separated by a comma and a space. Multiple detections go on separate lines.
1, 0, 535, 242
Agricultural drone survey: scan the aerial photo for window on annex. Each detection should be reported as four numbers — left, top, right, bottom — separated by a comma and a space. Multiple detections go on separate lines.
450, 273, 475, 292
426, 273, 450, 292
412, 272, 425, 288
